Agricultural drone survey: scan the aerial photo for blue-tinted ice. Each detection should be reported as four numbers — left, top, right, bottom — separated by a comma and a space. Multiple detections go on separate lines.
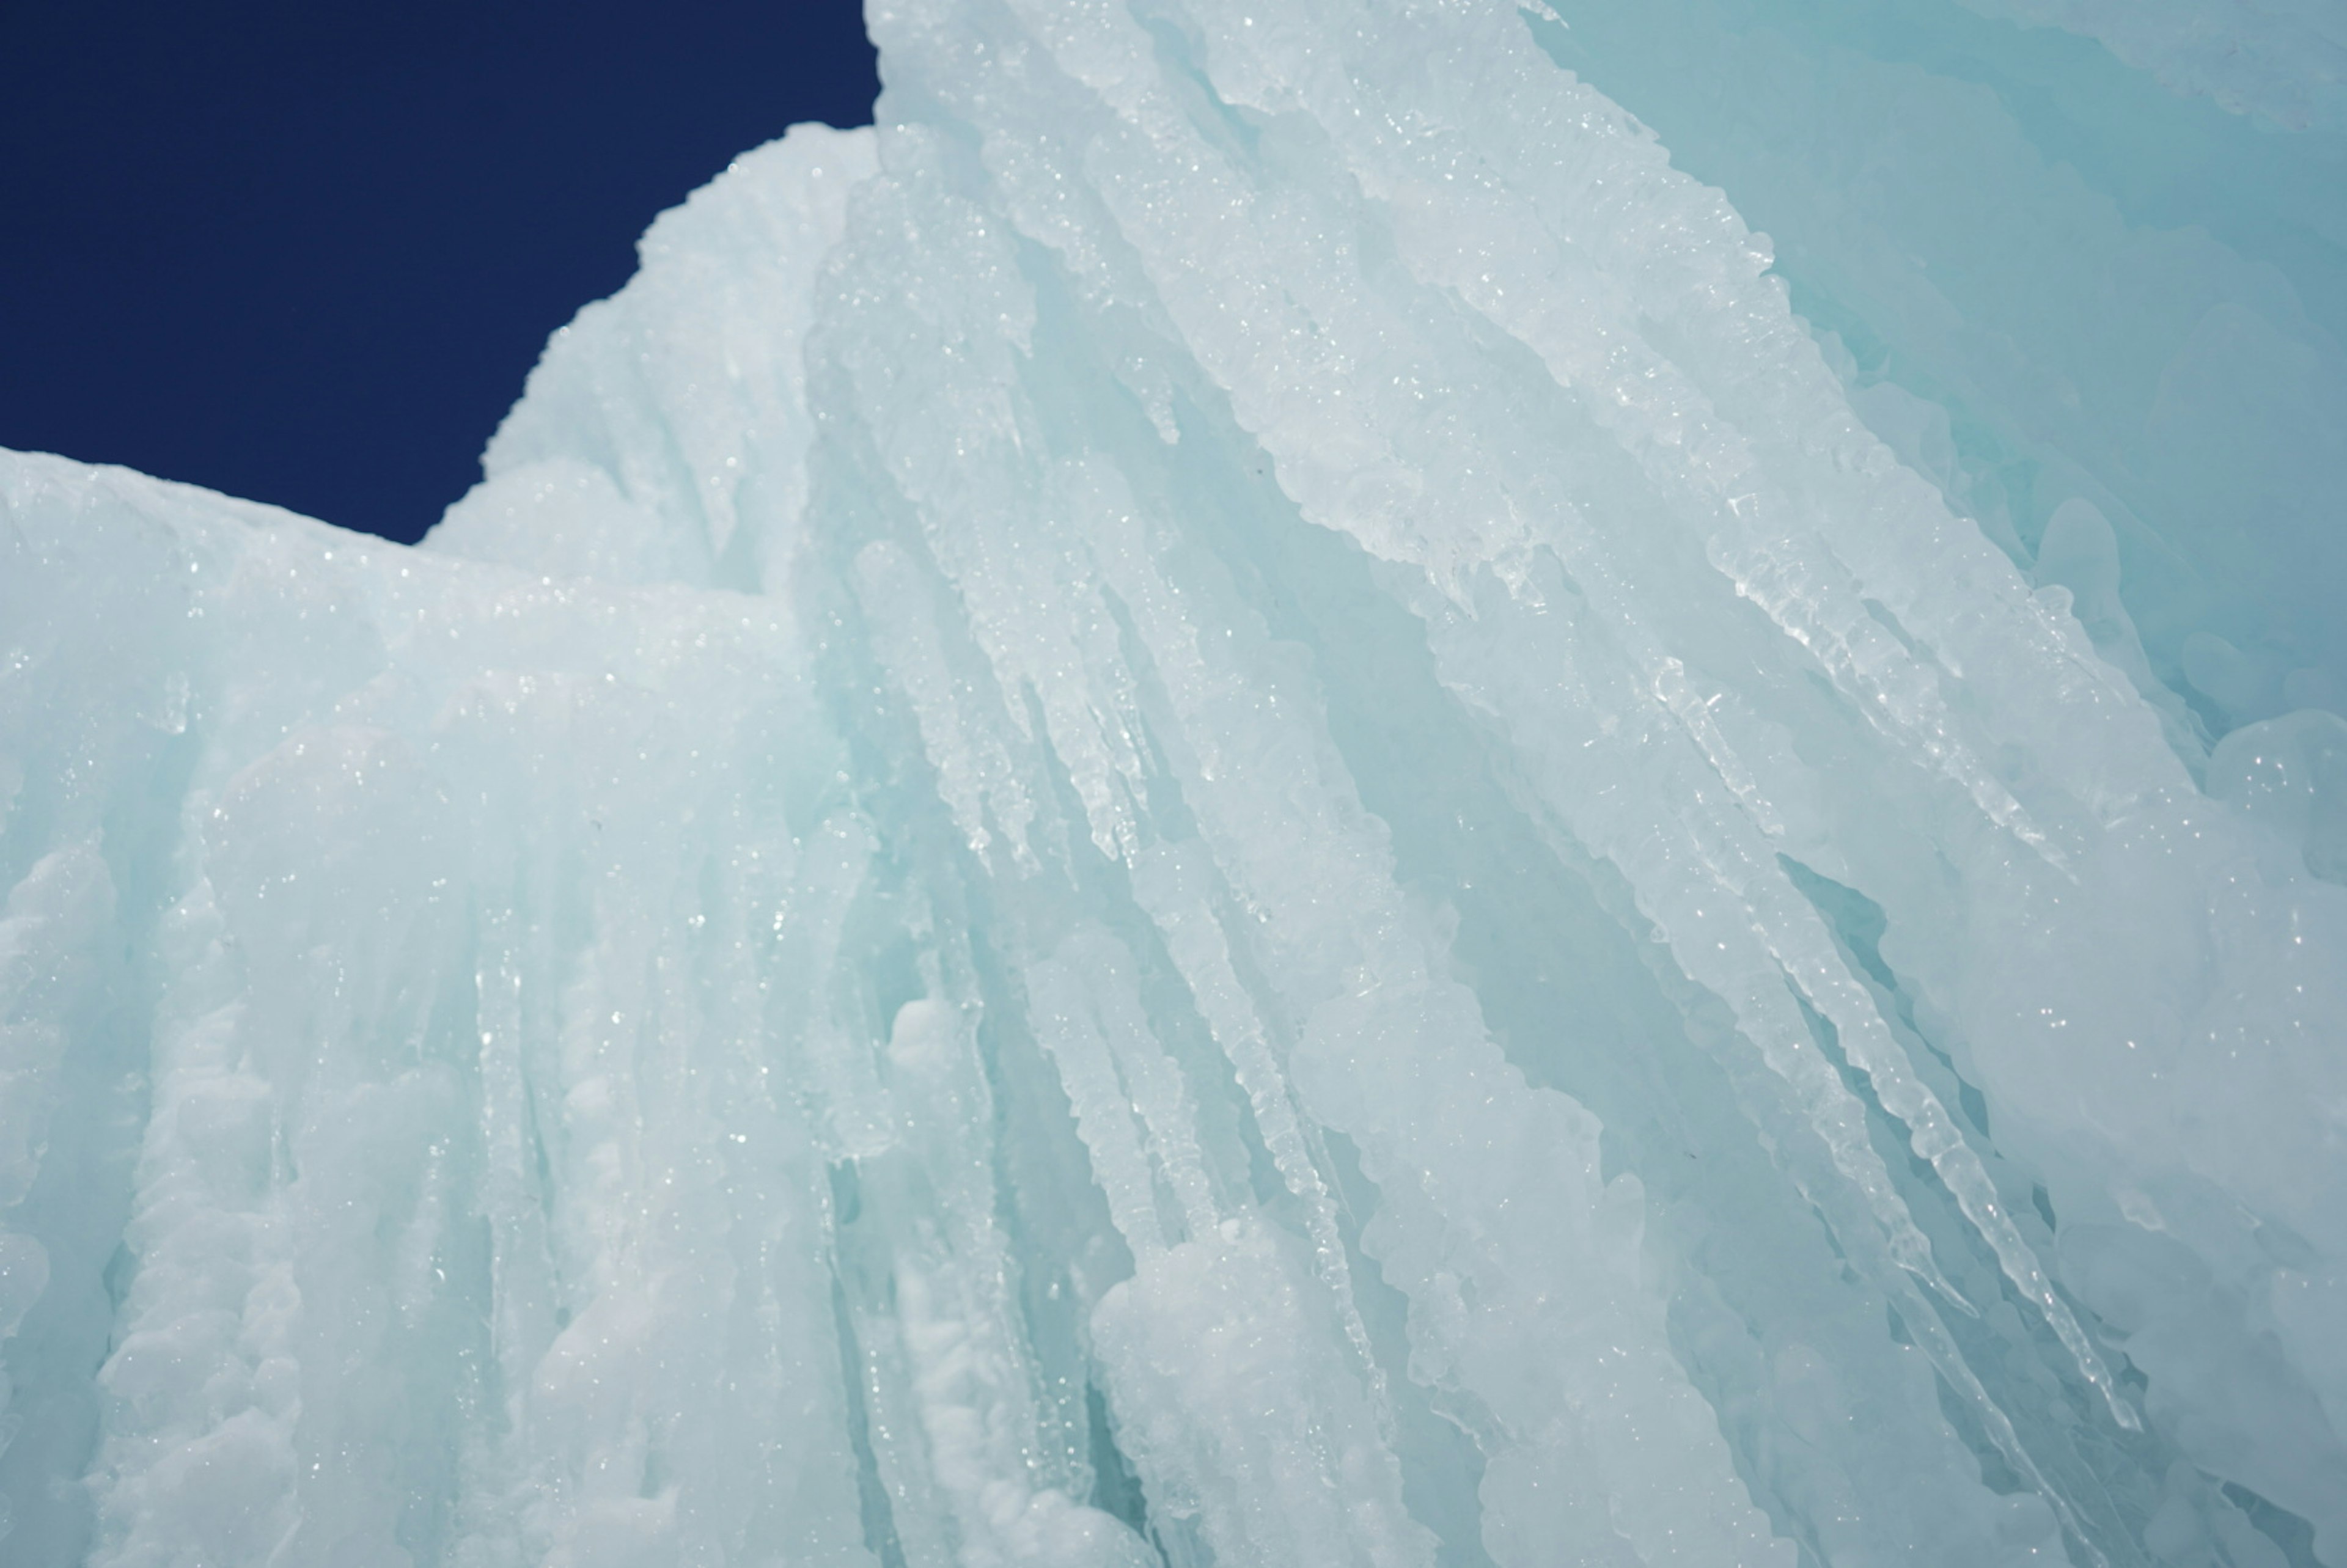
4, 1, 2345, 1564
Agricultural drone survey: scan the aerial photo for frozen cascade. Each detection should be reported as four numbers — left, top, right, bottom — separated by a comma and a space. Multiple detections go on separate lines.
2, 0, 2344, 1564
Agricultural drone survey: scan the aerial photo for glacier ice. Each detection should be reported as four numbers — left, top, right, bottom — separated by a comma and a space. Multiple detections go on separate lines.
4, 0, 2347, 1564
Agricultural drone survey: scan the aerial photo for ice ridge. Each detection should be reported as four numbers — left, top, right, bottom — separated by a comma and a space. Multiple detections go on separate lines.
4, 2, 2346, 1566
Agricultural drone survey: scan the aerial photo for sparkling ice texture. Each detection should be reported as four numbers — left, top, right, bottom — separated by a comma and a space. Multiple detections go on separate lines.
4, 1, 2346, 1564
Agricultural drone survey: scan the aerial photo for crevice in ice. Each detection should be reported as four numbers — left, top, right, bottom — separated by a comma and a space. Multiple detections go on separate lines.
1135, 10, 1262, 164
1083, 1379, 1163, 1560
827, 1261, 913, 1568
1778, 855, 1899, 995
1777, 854, 2021, 1158
2218, 1481, 2326, 1568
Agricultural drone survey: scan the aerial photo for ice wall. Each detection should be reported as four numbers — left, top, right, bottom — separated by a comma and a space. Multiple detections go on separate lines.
4, 2, 2345, 1566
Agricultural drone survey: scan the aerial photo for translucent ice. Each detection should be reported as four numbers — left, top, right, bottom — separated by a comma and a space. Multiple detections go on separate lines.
4, 2, 2345, 1566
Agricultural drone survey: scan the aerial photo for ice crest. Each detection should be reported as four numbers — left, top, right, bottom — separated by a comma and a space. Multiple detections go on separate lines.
4, 4, 2346, 1566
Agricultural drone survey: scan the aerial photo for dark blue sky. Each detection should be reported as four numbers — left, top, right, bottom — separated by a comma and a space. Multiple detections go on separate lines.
2, 0, 879, 544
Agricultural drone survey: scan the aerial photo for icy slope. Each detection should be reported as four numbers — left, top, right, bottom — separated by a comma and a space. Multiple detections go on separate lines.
5, 2, 2346, 1566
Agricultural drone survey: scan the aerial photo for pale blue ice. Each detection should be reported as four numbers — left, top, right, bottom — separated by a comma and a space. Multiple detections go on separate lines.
3, 1, 2345, 1564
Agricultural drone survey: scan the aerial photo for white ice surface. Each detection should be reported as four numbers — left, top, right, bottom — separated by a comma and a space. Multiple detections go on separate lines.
4, 4, 2345, 1565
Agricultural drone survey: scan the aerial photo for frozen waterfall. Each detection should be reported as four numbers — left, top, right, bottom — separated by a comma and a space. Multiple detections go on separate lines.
4, 1, 2346, 1564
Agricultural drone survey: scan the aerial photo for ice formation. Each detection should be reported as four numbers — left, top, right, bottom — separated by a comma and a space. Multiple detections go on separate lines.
4, 0, 2345, 1564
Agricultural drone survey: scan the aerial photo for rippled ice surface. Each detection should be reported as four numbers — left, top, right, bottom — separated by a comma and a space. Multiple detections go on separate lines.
4, 1, 2345, 1564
